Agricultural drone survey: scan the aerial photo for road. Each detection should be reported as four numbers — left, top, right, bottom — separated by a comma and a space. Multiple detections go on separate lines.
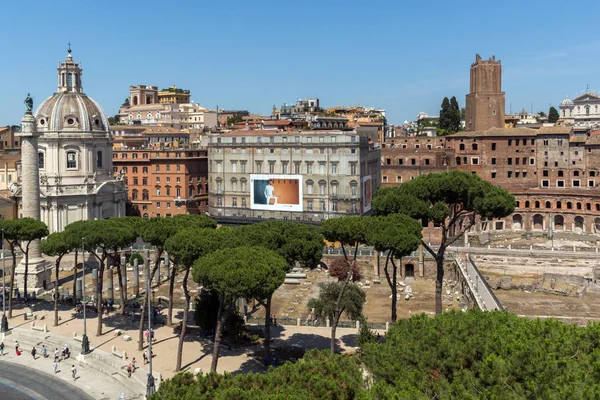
0, 361, 94, 400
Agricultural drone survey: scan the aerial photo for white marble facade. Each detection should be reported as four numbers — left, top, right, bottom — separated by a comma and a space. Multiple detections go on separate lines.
12, 49, 127, 233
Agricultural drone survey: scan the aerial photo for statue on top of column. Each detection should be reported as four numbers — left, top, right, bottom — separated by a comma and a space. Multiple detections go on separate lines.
24, 93, 33, 113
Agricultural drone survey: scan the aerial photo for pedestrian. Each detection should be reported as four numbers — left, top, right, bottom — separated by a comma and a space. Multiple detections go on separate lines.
126, 363, 133, 378
41, 345, 47, 358
16, 290, 20, 302
143, 350, 148, 365
71, 365, 77, 381
15, 341, 20, 355
0, 342, 4, 356
52, 361, 58, 374
54, 348, 59, 362
130, 309, 135, 322
31, 346, 37, 360
131, 357, 137, 371
144, 329, 149, 343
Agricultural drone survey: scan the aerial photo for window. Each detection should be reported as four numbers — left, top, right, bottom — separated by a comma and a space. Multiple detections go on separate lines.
176, 187, 181, 197
319, 182, 325, 195
557, 201, 562, 209
574, 170, 580, 177
411, 159, 416, 165
557, 180, 565, 187
535, 201, 540, 208
558, 139, 563, 146
156, 187, 160, 196
425, 159, 430, 166
543, 170, 548, 177
166, 165, 171, 173
156, 177, 160, 183
155, 165, 160, 173
176, 165, 180, 172
546, 201, 552, 209
472, 143, 478, 151
491, 172, 496, 179
306, 162, 313, 174
269, 162, 275, 174
331, 200, 338, 212
331, 163, 338, 174
255, 161, 262, 174
589, 180, 595, 187
320, 200, 326, 211
319, 163, 325, 174
232, 197, 237, 207
96, 151, 103, 168
156, 202, 160, 208
508, 139, 512, 146
491, 143, 496, 151
558, 170, 564, 177
38, 152, 44, 169
307, 182, 313, 195
132, 167, 138, 173
66, 151, 77, 169
143, 167, 148, 174
350, 163, 356, 175
294, 163, 301, 174
508, 158, 512, 165
166, 202, 171, 208
530, 158, 535, 165
459, 144, 465, 150
307, 200, 313, 211
142, 190, 149, 200
241, 198, 246, 208
282, 162, 288, 174
142, 177, 148, 185
133, 177, 138, 185
241, 162, 246, 173
508, 171, 513, 178
166, 187, 171, 196
516, 158, 520, 165
471, 157, 479, 165
491, 158, 497, 165
573, 180, 580, 187
131, 189, 138, 200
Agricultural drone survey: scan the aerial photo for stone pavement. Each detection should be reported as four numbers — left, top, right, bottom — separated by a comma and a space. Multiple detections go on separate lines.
1, 301, 366, 396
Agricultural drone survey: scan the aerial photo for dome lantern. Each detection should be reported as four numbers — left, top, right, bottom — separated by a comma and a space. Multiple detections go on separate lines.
57, 44, 83, 94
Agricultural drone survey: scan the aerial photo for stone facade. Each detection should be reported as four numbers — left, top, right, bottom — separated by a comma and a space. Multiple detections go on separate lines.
207, 130, 381, 223
558, 90, 600, 129
464, 54, 505, 132
11, 50, 128, 234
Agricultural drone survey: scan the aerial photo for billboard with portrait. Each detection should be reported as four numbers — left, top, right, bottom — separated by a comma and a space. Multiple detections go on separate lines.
250, 174, 303, 212
362, 175, 372, 213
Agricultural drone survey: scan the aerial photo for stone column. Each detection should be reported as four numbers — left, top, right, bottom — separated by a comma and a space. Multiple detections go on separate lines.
133, 258, 139, 296
91, 268, 98, 302
14, 111, 52, 293
76, 278, 83, 301
106, 267, 114, 301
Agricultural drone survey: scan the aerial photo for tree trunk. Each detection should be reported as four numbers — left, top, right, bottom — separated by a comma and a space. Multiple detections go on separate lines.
330, 320, 337, 353
8, 244, 16, 318
154, 249, 163, 286
138, 294, 146, 351
175, 265, 191, 372
435, 256, 444, 315
331, 258, 355, 354
211, 300, 229, 372
96, 256, 105, 336
72, 250, 78, 306
263, 295, 273, 364
53, 256, 63, 327
167, 260, 176, 326
383, 252, 394, 323
115, 261, 126, 316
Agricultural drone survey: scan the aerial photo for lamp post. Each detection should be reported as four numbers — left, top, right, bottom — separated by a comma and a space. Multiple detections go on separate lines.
81, 238, 90, 355
146, 249, 155, 397
1, 228, 8, 333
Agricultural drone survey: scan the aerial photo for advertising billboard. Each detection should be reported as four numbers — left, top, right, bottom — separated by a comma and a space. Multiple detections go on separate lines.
362, 175, 372, 213
250, 174, 303, 212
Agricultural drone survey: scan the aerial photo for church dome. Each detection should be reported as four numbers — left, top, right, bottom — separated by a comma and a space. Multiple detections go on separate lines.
561, 95, 574, 106
35, 92, 109, 133
34, 49, 110, 134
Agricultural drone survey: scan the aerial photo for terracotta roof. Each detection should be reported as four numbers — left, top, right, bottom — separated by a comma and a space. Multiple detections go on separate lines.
586, 135, 600, 145
262, 120, 292, 126
223, 129, 346, 136
451, 126, 572, 138
570, 135, 587, 143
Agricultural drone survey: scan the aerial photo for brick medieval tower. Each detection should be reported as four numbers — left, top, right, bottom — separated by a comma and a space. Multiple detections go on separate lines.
465, 54, 505, 131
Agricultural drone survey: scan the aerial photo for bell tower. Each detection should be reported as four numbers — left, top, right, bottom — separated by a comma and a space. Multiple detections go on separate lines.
465, 54, 505, 131
57, 44, 83, 93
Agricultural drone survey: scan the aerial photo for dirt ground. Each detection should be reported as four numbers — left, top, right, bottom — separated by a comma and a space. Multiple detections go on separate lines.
258, 256, 462, 323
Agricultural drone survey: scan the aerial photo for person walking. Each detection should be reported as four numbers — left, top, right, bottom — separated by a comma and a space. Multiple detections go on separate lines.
15, 341, 20, 356
71, 365, 77, 381
31, 346, 37, 360
52, 361, 58, 374
143, 350, 148, 365
0, 342, 4, 356
41, 345, 47, 358
54, 348, 59, 362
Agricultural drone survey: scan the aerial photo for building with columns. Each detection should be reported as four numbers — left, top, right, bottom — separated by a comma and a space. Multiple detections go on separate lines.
10, 49, 128, 233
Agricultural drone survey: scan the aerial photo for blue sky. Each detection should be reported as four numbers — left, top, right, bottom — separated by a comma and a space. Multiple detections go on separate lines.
2, 0, 599, 125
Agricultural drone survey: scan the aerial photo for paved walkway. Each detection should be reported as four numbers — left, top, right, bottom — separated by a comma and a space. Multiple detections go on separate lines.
1, 301, 364, 398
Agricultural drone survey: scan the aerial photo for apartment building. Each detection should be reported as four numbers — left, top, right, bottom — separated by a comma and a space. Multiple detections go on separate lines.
207, 129, 381, 223
112, 147, 209, 218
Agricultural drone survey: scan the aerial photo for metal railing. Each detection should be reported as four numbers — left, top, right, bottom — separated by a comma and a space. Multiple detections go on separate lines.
452, 253, 504, 311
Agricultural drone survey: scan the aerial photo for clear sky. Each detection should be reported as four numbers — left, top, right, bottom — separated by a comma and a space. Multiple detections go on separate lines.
2, 0, 599, 126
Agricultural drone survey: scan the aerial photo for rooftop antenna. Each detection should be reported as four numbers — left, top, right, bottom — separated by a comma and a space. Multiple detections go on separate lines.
67, 42, 72, 54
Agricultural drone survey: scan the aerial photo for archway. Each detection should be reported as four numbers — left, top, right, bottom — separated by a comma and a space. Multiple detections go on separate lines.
574, 216, 584, 233
512, 214, 523, 230
404, 264, 415, 278
533, 214, 544, 230
133, 96, 138, 106
554, 215, 564, 231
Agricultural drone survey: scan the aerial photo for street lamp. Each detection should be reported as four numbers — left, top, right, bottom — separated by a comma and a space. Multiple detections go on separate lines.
146, 249, 155, 397
81, 238, 90, 355
1, 228, 8, 333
